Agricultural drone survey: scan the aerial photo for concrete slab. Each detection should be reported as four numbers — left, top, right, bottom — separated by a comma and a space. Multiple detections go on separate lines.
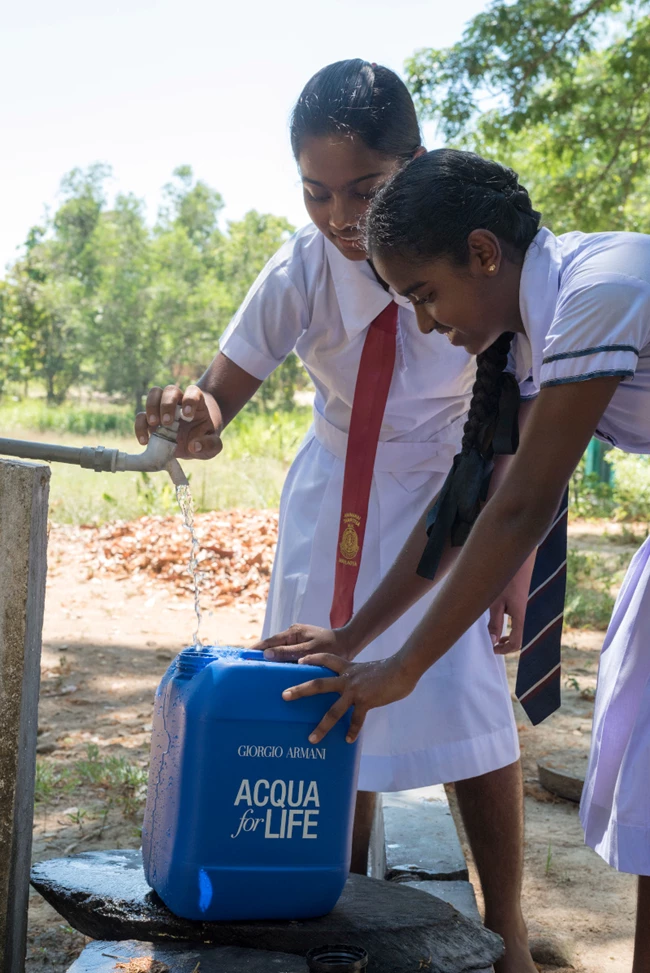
67, 939, 305, 972
366, 795, 386, 880
32, 849, 503, 973
382, 785, 468, 882
409, 880, 480, 923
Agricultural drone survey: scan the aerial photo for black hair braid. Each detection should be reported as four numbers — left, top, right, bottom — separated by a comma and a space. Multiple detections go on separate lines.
416, 330, 519, 581
461, 332, 515, 458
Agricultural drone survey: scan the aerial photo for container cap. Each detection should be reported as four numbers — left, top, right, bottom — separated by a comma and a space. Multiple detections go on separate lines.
175, 646, 223, 675
174, 645, 270, 676
305, 944, 369, 972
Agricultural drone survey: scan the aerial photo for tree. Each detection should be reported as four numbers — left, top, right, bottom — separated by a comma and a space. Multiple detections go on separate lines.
158, 165, 224, 249
151, 167, 231, 384
0, 280, 24, 396
6, 227, 88, 404
216, 211, 306, 410
217, 211, 293, 306
1, 164, 302, 411
2, 167, 111, 403
406, 0, 650, 231
53, 164, 110, 288
88, 193, 155, 413
90, 174, 299, 412
148, 220, 231, 389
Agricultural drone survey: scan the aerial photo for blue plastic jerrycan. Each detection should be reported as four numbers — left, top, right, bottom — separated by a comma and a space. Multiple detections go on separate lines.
141, 646, 361, 921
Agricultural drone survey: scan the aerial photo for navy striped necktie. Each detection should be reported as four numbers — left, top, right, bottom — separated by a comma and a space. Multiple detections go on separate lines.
515, 487, 569, 725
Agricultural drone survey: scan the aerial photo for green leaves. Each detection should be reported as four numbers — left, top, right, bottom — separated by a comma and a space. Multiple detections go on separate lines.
158, 165, 224, 248
1, 165, 299, 412
407, 0, 650, 231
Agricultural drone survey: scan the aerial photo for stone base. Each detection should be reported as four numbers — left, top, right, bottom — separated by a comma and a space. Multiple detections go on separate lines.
67, 939, 305, 972
538, 749, 589, 803
32, 850, 503, 973
383, 786, 468, 882
410, 880, 481, 923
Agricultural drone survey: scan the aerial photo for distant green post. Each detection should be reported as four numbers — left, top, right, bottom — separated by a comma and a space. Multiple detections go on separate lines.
585, 438, 612, 484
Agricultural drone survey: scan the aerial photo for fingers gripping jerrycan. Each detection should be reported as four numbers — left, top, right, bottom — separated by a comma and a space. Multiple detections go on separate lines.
142, 647, 361, 921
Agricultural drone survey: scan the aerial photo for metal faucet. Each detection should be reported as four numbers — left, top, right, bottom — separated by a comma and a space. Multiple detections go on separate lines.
0, 411, 188, 487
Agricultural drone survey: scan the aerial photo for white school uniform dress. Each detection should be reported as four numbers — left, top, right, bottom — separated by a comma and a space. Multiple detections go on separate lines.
220, 223, 519, 792
510, 226, 650, 874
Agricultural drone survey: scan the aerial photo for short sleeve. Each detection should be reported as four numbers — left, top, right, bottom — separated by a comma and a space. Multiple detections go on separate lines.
539, 273, 650, 390
220, 257, 309, 382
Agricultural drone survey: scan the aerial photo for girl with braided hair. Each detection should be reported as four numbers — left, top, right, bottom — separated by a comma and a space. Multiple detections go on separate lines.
263, 148, 650, 971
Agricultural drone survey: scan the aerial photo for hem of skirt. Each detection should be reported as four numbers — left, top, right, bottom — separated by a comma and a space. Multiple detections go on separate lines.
357, 721, 520, 793
581, 801, 650, 876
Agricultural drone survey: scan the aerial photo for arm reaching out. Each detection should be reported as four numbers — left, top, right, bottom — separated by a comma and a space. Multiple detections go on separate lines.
399, 377, 621, 678
255, 507, 449, 661
486, 397, 536, 652
258, 400, 538, 662
284, 376, 621, 743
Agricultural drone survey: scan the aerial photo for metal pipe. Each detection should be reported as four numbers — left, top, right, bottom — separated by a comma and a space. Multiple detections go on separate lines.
0, 438, 85, 467
0, 410, 188, 487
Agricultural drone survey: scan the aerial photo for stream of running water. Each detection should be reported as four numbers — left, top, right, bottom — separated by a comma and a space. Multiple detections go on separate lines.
175, 483, 203, 649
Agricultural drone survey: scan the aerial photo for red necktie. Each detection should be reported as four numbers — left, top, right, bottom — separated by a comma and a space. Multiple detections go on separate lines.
330, 302, 399, 629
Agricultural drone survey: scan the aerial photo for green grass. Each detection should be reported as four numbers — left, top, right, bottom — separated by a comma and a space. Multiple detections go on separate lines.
565, 548, 630, 630
0, 398, 136, 436
1, 400, 311, 523
35, 744, 149, 819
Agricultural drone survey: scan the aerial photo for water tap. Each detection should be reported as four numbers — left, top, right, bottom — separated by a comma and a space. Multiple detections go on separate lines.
0, 408, 188, 487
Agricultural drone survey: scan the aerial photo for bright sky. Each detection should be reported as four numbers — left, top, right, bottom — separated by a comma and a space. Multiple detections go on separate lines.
1, 0, 488, 271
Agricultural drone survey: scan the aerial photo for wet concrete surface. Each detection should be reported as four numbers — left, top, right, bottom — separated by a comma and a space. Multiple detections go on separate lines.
32, 850, 503, 973
67, 938, 306, 972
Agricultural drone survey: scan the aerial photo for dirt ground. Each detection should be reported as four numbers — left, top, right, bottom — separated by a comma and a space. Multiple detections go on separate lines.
26, 521, 638, 973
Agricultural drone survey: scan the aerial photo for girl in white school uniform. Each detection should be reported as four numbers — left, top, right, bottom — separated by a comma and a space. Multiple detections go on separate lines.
137, 64, 535, 971
270, 148, 650, 971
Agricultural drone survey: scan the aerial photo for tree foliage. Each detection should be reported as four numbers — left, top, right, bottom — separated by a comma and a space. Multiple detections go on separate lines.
406, 0, 650, 231
1, 166, 301, 411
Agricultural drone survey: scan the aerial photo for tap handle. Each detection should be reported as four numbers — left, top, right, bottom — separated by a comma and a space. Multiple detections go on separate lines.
152, 405, 182, 444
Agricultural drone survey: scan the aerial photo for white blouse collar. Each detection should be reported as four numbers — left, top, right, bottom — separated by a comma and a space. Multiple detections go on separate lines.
517, 227, 563, 386
323, 235, 412, 339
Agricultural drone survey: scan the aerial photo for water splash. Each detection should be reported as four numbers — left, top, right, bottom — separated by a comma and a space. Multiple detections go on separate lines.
176, 483, 203, 649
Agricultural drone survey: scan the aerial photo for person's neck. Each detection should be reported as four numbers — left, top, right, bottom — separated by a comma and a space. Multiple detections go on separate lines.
501, 259, 526, 334
367, 259, 390, 293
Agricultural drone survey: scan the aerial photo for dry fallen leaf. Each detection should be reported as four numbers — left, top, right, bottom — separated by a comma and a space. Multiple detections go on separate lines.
114, 959, 170, 973
81, 509, 279, 610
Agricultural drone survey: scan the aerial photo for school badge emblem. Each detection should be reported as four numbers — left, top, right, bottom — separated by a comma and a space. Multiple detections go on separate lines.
339, 512, 361, 562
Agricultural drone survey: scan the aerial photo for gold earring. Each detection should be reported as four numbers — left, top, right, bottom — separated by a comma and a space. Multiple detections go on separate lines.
488, 264, 497, 272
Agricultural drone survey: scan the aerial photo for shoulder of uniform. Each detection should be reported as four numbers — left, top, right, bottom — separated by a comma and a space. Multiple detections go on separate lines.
261, 223, 321, 280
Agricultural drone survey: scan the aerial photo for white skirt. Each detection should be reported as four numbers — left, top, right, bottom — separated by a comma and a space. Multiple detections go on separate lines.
263, 421, 519, 793
580, 534, 650, 875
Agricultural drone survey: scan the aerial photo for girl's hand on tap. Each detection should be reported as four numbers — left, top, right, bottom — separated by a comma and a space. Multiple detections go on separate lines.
135, 385, 224, 460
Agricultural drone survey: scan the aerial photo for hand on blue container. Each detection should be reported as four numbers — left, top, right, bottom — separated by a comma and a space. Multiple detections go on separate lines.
281, 654, 417, 745
254, 623, 355, 662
